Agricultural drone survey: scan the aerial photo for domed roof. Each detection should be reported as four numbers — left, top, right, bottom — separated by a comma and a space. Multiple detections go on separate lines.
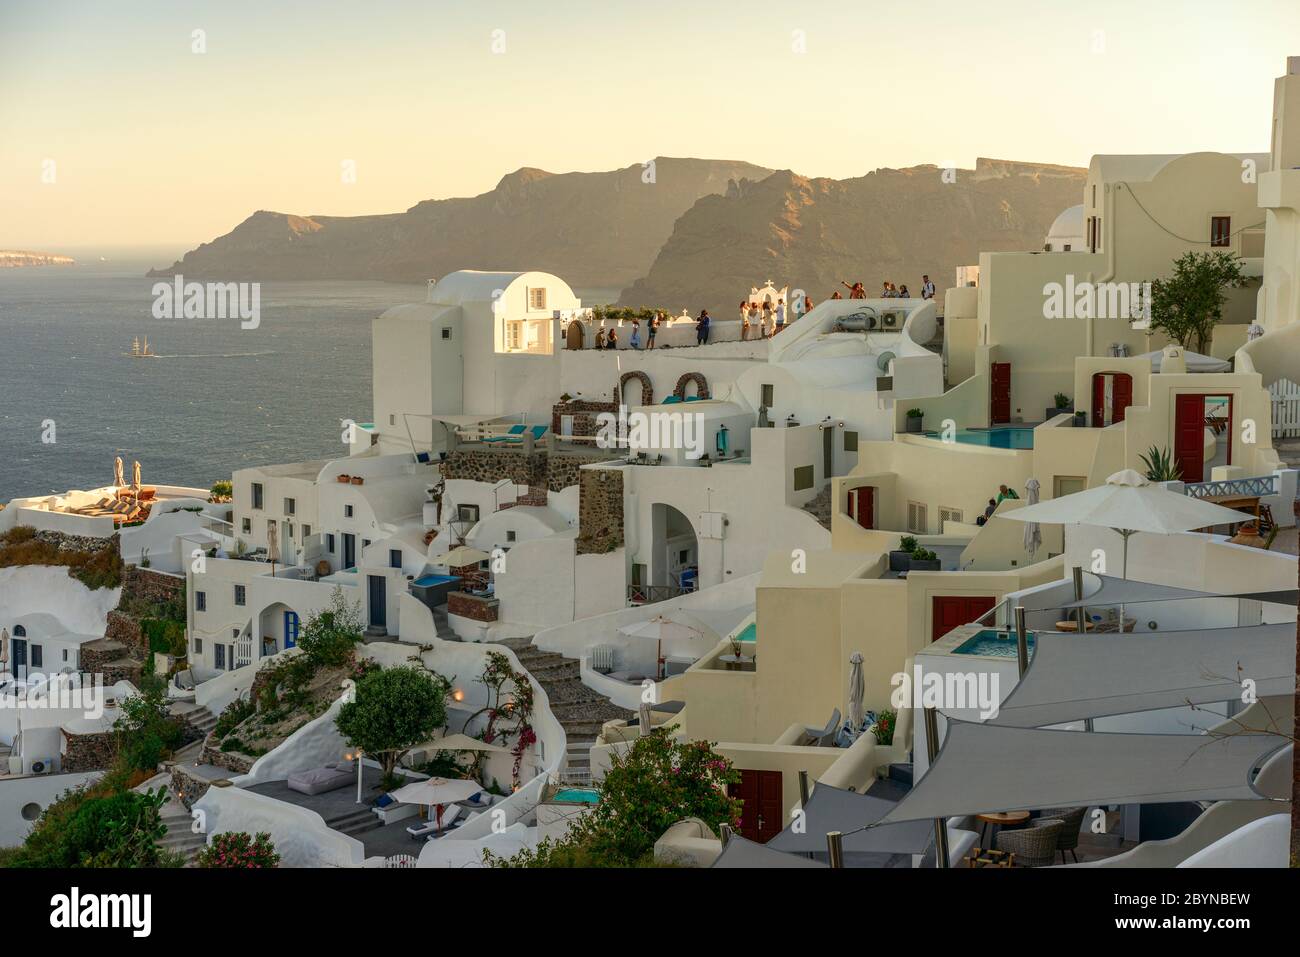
1047, 204, 1085, 239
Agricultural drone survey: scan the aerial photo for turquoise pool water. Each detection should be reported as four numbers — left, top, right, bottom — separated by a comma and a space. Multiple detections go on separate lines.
736, 622, 756, 643
553, 788, 600, 804
954, 629, 1037, 658
924, 427, 1035, 450
413, 574, 459, 587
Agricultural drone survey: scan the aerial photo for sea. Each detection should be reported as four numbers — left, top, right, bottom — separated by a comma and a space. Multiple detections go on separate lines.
0, 250, 617, 502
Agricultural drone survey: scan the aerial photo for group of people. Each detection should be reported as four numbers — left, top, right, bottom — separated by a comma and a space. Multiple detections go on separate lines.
830, 275, 936, 301
593, 311, 663, 350
738, 296, 809, 340
974, 484, 1020, 526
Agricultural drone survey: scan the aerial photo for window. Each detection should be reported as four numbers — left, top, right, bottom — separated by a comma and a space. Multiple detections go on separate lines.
843, 430, 858, 452
287, 523, 294, 539
326, 533, 336, 553
195, 591, 207, 612
302, 524, 311, 539
760, 384, 775, 408
251, 483, 263, 509
1062, 244, 1071, 252
506, 321, 523, 350
345, 504, 354, 518
362, 539, 370, 549
389, 414, 396, 426
792, 465, 814, 491
441, 327, 452, 340
30, 645, 42, 668
284, 497, 295, 515
241, 517, 251, 534
678, 549, 690, 565
390, 549, 402, 569
234, 585, 246, 606
194, 637, 203, 654
506, 530, 516, 542
527, 287, 547, 311
938, 507, 963, 532
62, 649, 69, 662
1211, 216, 1232, 247
907, 501, 928, 534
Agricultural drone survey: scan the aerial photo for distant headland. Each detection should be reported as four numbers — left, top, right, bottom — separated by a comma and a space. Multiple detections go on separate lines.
0, 250, 76, 268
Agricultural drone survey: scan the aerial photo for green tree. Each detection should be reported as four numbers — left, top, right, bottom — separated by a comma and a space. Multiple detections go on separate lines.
489, 731, 741, 868
296, 586, 364, 666
1147, 250, 1249, 353
336, 667, 447, 783
4, 784, 176, 868
113, 686, 185, 775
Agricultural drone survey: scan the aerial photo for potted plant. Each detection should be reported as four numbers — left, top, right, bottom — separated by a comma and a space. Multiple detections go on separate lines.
908, 548, 941, 571
1047, 393, 1071, 421
1072, 410, 1087, 428
337, 474, 351, 483
905, 408, 925, 433
350, 476, 364, 485
889, 536, 918, 572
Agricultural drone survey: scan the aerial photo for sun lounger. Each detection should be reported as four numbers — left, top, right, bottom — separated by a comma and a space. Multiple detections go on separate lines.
287, 764, 354, 795
484, 424, 527, 443
405, 804, 462, 839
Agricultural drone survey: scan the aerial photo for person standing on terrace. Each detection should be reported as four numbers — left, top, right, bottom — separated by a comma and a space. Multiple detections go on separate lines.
774, 298, 787, 334
997, 484, 1019, 504
921, 274, 936, 300
761, 298, 773, 336
647, 312, 659, 349
740, 300, 751, 340
748, 300, 761, 339
629, 320, 642, 350
803, 294, 813, 315
595, 327, 606, 350
696, 309, 710, 345
841, 280, 866, 299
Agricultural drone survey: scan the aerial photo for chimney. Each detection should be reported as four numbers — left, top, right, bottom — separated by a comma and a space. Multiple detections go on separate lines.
1289, 56, 1300, 75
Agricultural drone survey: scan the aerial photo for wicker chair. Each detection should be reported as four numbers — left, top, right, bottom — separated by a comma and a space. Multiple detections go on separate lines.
1039, 806, 1087, 863
996, 818, 1064, 867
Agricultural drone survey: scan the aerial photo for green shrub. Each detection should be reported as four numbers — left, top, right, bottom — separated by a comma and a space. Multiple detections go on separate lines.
898, 536, 919, 554
214, 697, 256, 739
195, 831, 280, 868
113, 687, 184, 774
3, 785, 175, 868
296, 587, 364, 666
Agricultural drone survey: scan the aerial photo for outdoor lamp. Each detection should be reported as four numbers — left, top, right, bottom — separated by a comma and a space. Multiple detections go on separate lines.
452, 688, 465, 702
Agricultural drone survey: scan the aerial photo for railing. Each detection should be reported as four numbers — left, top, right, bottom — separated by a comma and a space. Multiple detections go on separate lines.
1270, 379, 1300, 438
1183, 475, 1278, 499
627, 584, 693, 605
233, 622, 254, 669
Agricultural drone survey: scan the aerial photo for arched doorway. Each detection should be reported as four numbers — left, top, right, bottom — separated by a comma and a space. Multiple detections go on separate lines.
649, 503, 698, 596
615, 370, 653, 407
673, 372, 710, 400
257, 602, 300, 658
1090, 372, 1133, 427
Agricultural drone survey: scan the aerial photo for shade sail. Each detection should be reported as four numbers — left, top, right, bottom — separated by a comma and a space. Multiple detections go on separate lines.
1059, 574, 1212, 609
878, 720, 1286, 824
413, 733, 507, 754
989, 623, 1295, 728
1138, 349, 1229, 373
767, 784, 935, 855
711, 836, 827, 868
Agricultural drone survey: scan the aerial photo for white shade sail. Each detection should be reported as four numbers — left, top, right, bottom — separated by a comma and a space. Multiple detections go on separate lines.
990, 623, 1295, 728
439, 546, 491, 566
711, 836, 827, 868
1138, 349, 1230, 373
1059, 574, 1212, 608
412, 733, 507, 754
767, 784, 934, 855
878, 721, 1286, 824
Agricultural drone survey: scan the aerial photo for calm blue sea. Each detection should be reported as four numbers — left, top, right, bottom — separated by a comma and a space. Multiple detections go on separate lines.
0, 256, 423, 501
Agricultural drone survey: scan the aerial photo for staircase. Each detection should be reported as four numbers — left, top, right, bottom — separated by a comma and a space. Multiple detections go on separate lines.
170, 702, 217, 740
801, 484, 834, 531
324, 806, 381, 838
498, 636, 632, 780
159, 801, 207, 864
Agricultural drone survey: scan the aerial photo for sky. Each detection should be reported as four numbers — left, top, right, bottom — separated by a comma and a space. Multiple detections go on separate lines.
2, 0, 1297, 250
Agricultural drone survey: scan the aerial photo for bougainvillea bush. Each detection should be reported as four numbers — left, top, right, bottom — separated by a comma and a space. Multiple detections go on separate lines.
195, 831, 281, 868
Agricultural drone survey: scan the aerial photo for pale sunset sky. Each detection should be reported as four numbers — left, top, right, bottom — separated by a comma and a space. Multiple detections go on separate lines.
2, 0, 1297, 249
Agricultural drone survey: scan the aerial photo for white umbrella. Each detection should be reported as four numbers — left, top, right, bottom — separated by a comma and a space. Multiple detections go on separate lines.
1000, 469, 1251, 578
847, 652, 865, 732
622, 615, 704, 679
638, 698, 654, 736
1137, 349, 1229, 373
390, 776, 483, 806
1022, 478, 1042, 560
113, 457, 125, 487
440, 546, 491, 567
132, 460, 142, 489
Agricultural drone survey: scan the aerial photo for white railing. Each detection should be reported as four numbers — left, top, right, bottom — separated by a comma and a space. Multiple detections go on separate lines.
233, 622, 254, 669
1270, 379, 1300, 438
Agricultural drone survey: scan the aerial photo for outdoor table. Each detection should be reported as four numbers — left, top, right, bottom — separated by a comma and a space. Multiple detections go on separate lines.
1201, 494, 1260, 532
976, 810, 1031, 848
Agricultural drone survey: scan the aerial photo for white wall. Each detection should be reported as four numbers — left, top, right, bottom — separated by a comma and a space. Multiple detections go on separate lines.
0, 772, 101, 847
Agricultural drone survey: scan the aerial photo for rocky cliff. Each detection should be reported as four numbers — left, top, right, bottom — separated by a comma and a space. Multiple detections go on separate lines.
617, 159, 1086, 313
147, 157, 772, 287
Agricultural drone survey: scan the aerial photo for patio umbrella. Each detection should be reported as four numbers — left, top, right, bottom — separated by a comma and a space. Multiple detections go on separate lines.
440, 546, 491, 567
266, 521, 280, 573
113, 457, 124, 487
390, 776, 483, 826
638, 699, 654, 736
1022, 478, 1042, 560
847, 652, 865, 732
0, 628, 8, 678
622, 615, 704, 679
999, 469, 1250, 579
132, 460, 142, 489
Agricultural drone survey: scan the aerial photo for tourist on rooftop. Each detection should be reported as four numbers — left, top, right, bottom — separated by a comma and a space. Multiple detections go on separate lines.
921, 274, 936, 299
803, 294, 813, 315
748, 300, 762, 339
595, 327, 606, 350
841, 280, 866, 299
761, 298, 773, 336
830, 290, 843, 300
774, 298, 787, 334
607, 326, 619, 350
629, 320, 642, 350
899, 284, 911, 298
647, 312, 659, 349
696, 309, 711, 345
997, 484, 1019, 504
740, 300, 750, 341
984, 498, 997, 519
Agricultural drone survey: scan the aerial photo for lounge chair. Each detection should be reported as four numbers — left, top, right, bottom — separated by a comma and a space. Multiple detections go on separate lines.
997, 818, 1065, 867
484, 424, 527, 443
1038, 806, 1087, 863
405, 804, 462, 840
371, 793, 419, 824
808, 708, 841, 748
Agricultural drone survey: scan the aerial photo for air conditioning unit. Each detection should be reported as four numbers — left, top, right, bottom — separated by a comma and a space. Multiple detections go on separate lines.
866, 314, 879, 330
29, 758, 54, 775
884, 313, 898, 327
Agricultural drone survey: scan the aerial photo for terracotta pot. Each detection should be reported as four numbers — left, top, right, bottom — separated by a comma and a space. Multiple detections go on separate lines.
337, 475, 351, 483
351, 476, 364, 485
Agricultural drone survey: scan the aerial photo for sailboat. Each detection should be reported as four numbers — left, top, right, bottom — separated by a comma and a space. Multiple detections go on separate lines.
124, 336, 157, 358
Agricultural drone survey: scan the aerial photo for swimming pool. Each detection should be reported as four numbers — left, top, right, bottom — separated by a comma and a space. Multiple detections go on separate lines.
954, 629, 1037, 658
413, 574, 460, 588
924, 427, 1035, 450
735, 622, 756, 643
552, 788, 600, 805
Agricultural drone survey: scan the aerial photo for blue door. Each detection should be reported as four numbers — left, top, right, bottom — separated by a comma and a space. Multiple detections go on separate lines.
11, 639, 26, 682
284, 610, 300, 649
368, 575, 386, 629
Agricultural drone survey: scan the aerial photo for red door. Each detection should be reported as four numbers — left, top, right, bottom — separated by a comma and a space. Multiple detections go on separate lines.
1091, 374, 1105, 427
990, 363, 1011, 423
1174, 394, 1206, 483
847, 486, 875, 529
932, 595, 997, 643
731, 769, 783, 843
1112, 374, 1133, 423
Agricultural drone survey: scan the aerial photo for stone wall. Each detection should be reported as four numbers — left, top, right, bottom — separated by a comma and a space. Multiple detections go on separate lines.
575, 468, 625, 555
447, 591, 499, 622
103, 611, 145, 658
171, 763, 228, 809
547, 451, 621, 491
201, 742, 256, 776
123, 566, 186, 607
551, 399, 617, 437
440, 449, 546, 487
61, 729, 116, 772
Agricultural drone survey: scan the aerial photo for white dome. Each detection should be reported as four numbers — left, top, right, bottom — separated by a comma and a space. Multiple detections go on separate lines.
1047, 204, 1085, 239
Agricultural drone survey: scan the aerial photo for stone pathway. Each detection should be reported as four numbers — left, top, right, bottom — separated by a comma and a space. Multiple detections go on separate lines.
498, 636, 632, 782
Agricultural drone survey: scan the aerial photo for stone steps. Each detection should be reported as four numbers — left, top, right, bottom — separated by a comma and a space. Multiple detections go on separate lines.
327, 807, 381, 837
159, 805, 206, 863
